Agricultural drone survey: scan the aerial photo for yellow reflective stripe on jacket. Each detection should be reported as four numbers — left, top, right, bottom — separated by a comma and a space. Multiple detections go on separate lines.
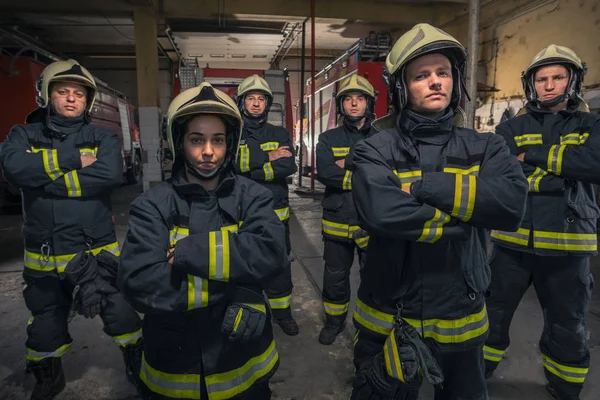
78, 147, 99, 156
140, 353, 201, 399
394, 170, 422, 190
443, 165, 480, 176
26, 343, 71, 361
263, 162, 274, 181
560, 132, 589, 145
354, 299, 489, 343
31, 147, 62, 181
170, 226, 191, 247
417, 209, 451, 244
490, 228, 531, 247
111, 328, 143, 347
322, 219, 365, 241
533, 231, 597, 252
64, 170, 82, 197
187, 275, 209, 310
342, 170, 352, 190
332, 147, 350, 157
514, 133, 543, 147
324, 301, 349, 316
383, 328, 406, 382
238, 144, 251, 173
274, 207, 290, 221
209, 231, 230, 282
353, 298, 394, 335
260, 142, 279, 152
527, 167, 548, 192
483, 345, 505, 363
24, 242, 120, 273
205, 341, 279, 400
28, 316, 34, 325
547, 144, 567, 175
268, 294, 291, 310
542, 353, 588, 384
451, 174, 476, 222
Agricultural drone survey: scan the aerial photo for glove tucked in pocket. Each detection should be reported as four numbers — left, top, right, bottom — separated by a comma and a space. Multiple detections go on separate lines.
221, 286, 267, 343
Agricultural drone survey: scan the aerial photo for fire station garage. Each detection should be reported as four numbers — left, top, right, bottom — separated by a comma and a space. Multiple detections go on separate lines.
1, 0, 600, 399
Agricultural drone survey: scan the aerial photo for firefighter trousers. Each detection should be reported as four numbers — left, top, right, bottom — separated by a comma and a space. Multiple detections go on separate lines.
265, 220, 294, 320
23, 271, 142, 362
353, 330, 487, 400
322, 239, 364, 327
484, 246, 593, 399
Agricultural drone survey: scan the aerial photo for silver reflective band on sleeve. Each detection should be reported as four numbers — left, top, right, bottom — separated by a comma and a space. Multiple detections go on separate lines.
274, 207, 290, 221
263, 162, 274, 181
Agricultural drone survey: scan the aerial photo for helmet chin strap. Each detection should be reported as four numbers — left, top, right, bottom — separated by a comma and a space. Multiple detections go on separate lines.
185, 155, 230, 181
538, 93, 567, 108
243, 110, 265, 121
345, 114, 365, 124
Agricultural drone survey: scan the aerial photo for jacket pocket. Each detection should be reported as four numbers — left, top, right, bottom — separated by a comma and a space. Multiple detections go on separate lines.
322, 195, 344, 212
22, 224, 52, 249
82, 217, 116, 246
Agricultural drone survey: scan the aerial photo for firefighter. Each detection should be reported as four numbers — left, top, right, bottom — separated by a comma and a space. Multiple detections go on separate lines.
348, 23, 528, 400
0, 59, 142, 400
118, 82, 287, 400
485, 45, 599, 400
235, 74, 299, 336
315, 74, 376, 345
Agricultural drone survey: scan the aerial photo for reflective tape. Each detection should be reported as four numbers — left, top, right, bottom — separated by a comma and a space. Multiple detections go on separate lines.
112, 328, 143, 347
140, 353, 201, 399
394, 169, 422, 190
205, 341, 279, 400
64, 170, 82, 197
332, 147, 350, 158
533, 231, 597, 252
268, 294, 291, 310
24, 242, 120, 273
209, 231, 230, 282
324, 301, 349, 316
451, 174, 476, 222
527, 167, 548, 192
263, 162, 274, 181
490, 228, 531, 247
443, 165, 480, 176
27, 343, 71, 361
187, 274, 209, 310
322, 219, 366, 246
417, 209, 451, 244
383, 328, 406, 382
31, 147, 62, 181
547, 144, 566, 175
78, 147, 99, 156
354, 299, 489, 344
28, 316, 34, 325
169, 226, 190, 246
260, 142, 279, 152
514, 133, 543, 147
483, 345, 505, 363
542, 353, 588, 384
342, 170, 352, 190
354, 235, 369, 249
274, 207, 290, 222
560, 132, 589, 146
238, 144, 251, 173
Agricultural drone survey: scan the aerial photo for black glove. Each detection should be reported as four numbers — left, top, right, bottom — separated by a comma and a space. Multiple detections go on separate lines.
383, 321, 444, 387
64, 251, 118, 319
352, 228, 370, 250
221, 286, 267, 343
96, 249, 120, 284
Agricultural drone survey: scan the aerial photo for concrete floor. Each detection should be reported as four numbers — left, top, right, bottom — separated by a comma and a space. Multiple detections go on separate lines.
0, 184, 599, 399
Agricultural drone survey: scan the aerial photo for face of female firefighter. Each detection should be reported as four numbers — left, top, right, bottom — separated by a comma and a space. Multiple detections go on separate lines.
50, 82, 88, 118
534, 65, 569, 103
244, 91, 267, 116
342, 93, 367, 118
183, 115, 227, 172
405, 53, 453, 114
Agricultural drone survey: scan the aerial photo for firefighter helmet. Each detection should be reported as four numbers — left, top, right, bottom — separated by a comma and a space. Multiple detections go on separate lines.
384, 23, 467, 112
166, 82, 242, 169
236, 74, 273, 120
521, 44, 587, 107
35, 59, 98, 118
336, 74, 376, 122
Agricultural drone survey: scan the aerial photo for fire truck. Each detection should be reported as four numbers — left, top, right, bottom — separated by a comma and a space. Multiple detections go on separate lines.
295, 32, 393, 178
0, 55, 143, 210
158, 65, 293, 177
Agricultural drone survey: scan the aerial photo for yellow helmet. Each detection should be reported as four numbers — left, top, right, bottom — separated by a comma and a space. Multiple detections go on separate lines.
521, 44, 587, 106
236, 74, 273, 120
384, 23, 467, 112
166, 82, 242, 169
35, 59, 97, 119
336, 74, 377, 122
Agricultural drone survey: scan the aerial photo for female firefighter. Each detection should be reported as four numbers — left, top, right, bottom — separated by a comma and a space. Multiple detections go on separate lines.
118, 83, 287, 399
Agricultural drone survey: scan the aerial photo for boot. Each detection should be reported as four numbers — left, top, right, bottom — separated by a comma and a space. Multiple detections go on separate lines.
121, 340, 144, 392
318, 323, 344, 345
28, 358, 66, 400
545, 384, 579, 400
272, 308, 299, 336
